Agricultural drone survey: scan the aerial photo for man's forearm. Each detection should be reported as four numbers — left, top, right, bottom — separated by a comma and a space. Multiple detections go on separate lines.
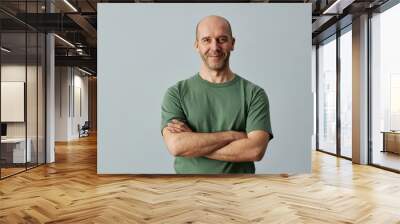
163, 129, 245, 157
205, 139, 264, 162
205, 131, 270, 162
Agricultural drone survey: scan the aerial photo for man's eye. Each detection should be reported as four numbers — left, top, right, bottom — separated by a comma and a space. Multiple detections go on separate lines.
202, 38, 210, 43
218, 38, 228, 43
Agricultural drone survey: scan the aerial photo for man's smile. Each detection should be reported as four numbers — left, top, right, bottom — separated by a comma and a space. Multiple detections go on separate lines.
208, 55, 223, 59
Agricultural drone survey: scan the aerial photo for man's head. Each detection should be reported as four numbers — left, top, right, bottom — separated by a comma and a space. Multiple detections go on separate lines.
194, 15, 235, 71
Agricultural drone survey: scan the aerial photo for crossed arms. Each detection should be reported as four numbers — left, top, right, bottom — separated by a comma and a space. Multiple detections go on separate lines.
162, 119, 271, 162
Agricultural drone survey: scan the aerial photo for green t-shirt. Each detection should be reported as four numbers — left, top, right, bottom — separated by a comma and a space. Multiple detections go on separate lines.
161, 73, 273, 174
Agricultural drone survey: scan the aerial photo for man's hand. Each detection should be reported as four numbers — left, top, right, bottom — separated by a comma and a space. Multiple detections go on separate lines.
163, 120, 270, 162
166, 119, 192, 133
166, 119, 247, 140
162, 119, 246, 157
205, 130, 271, 162
165, 119, 270, 162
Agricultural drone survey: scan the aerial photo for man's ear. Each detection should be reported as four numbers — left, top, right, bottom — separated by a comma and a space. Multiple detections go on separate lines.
231, 37, 236, 51
194, 40, 200, 52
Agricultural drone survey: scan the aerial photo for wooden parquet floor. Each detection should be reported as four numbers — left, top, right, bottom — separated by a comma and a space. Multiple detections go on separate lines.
1, 134, 400, 223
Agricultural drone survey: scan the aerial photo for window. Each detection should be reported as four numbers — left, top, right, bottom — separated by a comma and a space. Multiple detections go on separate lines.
339, 28, 352, 158
371, 3, 400, 171
317, 35, 337, 154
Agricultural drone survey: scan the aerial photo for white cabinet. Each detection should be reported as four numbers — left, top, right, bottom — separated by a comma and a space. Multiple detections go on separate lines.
1, 138, 32, 163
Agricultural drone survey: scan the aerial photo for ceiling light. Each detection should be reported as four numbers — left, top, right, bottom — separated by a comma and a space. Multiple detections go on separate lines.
1, 47, 11, 53
63, 0, 78, 12
78, 67, 93, 76
76, 48, 84, 55
322, 0, 354, 15
323, 0, 342, 14
54, 34, 75, 48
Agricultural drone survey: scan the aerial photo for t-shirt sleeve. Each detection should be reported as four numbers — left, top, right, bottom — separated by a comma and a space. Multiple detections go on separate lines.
160, 85, 187, 135
246, 88, 273, 140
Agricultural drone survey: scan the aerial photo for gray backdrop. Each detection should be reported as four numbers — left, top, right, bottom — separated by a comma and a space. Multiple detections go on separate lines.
98, 3, 312, 174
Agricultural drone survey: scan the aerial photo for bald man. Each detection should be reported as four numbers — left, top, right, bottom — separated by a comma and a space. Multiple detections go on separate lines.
161, 15, 273, 174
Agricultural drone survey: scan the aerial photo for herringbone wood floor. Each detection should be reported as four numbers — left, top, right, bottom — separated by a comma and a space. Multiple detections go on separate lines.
0, 134, 400, 224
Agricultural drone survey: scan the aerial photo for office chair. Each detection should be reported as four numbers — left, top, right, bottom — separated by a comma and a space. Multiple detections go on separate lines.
79, 121, 90, 138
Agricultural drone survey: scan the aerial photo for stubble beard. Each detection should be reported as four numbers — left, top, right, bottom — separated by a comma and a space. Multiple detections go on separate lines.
200, 51, 230, 71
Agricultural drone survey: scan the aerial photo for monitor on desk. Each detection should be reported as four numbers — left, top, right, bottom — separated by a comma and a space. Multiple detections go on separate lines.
1, 123, 7, 138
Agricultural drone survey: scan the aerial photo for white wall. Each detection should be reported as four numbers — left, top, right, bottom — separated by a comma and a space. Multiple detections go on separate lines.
55, 66, 69, 141
71, 72, 89, 138
55, 67, 89, 141
312, 45, 317, 150
1, 65, 40, 138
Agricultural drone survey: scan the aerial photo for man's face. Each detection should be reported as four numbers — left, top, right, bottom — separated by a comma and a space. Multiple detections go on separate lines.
195, 18, 235, 71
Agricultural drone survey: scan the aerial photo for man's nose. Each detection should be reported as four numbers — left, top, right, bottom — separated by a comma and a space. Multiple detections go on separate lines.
210, 39, 221, 50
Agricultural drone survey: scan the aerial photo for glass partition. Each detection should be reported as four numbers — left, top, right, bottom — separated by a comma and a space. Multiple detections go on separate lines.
27, 31, 38, 170
38, 32, 45, 165
0, 1, 46, 179
339, 28, 352, 158
0, 31, 28, 177
317, 35, 337, 155
371, 3, 400, 171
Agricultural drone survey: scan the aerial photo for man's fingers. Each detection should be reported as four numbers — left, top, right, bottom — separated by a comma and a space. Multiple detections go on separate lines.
168, 123, 183, 129
167, 125, 185, 133
167, 127, 181, 133
167, 126, 180, 132
167, 123, 193, 133
172, 119, 186, 126
169, 120, 192, 131
170, 119, 193, 132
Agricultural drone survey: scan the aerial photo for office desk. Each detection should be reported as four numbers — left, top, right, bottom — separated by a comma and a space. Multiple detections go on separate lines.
1, 138, 32, 163
381, 131, 400, 154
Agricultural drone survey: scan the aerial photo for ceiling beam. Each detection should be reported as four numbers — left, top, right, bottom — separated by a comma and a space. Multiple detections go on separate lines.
55, 55, 96, 69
